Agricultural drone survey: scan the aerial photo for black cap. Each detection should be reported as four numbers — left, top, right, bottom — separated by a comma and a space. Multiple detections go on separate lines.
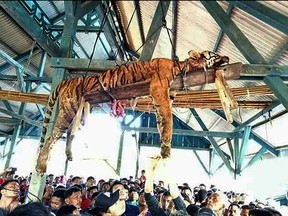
90, 190, 120, 213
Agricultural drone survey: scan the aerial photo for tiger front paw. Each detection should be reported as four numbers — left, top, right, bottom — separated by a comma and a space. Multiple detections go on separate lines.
160, 142, 171, 158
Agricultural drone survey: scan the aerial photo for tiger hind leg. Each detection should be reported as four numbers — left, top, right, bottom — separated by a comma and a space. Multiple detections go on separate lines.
65, 97, 86, 161
150, 86, 173, 158
36, 127, 63, 174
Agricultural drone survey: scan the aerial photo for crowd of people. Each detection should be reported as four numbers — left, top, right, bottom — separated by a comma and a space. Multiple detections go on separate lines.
0, 157, 284, 216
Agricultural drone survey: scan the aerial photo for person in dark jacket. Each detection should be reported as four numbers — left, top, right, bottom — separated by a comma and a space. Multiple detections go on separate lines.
144, 155, 189, 216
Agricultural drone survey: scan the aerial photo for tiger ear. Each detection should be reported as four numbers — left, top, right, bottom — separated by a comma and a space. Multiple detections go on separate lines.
188, 50, 201, 59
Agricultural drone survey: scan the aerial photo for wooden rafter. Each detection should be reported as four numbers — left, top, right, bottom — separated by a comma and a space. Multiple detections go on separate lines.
0, 85, 274, 110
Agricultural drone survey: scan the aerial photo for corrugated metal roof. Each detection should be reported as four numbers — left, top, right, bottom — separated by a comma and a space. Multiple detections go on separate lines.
0, 8, 34, 54
259, 1, 288, 16
36, 1, 65, 20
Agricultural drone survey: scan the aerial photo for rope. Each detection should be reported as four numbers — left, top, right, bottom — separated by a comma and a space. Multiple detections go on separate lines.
160, 1, 187, 90
112, 3, 137, 64
84, 3, 111, 77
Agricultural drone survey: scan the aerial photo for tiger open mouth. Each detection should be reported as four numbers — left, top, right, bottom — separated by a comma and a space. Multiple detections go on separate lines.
214, 56, 229, 67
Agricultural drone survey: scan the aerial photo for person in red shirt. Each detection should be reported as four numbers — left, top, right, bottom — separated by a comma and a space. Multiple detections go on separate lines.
139, 170, 146, 183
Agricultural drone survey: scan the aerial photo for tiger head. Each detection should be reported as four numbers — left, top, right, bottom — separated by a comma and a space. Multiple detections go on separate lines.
188, 50, 229, 68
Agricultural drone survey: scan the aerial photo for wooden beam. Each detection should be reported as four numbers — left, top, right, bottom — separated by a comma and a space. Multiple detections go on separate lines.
85, 63, 241, 104
0, 90, 48, 105
1, 85, 274, 110
139, 1, 170, 61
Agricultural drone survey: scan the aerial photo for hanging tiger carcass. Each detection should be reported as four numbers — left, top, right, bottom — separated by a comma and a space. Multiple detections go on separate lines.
36, 50, 229, 173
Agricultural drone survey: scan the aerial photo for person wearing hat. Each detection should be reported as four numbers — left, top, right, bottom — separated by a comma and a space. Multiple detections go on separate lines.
89, 189, 125, 216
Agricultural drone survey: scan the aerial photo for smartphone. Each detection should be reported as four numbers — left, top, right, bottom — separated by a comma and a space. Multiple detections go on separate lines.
11, 167, 17, 172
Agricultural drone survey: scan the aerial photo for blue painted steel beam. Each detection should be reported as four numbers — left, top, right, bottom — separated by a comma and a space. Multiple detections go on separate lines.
0, 40, 18, 55
122, 126, 235, 138
231, 1, 288, 34
0, 1, 59, 56
0, 47, 40, 73
213, 3, 234, 52
212, 163, 225, 176
49, 1, 61, 14
171, 1, 178, 60
237, 126, 251, 174
233, 136, 239, 179
193, 150, 210, 176
5, 82, 32, 168
95, 4, 125, 60
190, 109, 234, 173
76, 1, 101, 19
242, 147, 267, 171
264, 76, 288, 111
51, 12, 65, 24
201, 1, 266, 64
0, 50, 35, 76
134, 0, 145, 46
38, 51, 47, 77
269, 42, 288, 65
174, 115, 211, 147
139, 1, 170, 61
0, 75, 52, 83
212, 109, 279, 156
234, 100, 281, 132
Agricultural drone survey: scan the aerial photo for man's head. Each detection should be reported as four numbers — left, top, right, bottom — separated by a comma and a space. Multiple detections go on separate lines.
128, 187, 139, 202
86, 176, 95, 187
1, 180, 20, 200
48, 174, 54, 183
110, 180, 128, 201
101, 182, 110, 192
206, 192, 227, 213
7, 202, 50, 216
64, 186, 82, 209
160, 190, 172, 210
240, 205, 251, 216
89, 190, 125, 215
50, 188, 65, 211
87, 185, 98, 200
71, 176, 81, 186
228, 202, 240, 216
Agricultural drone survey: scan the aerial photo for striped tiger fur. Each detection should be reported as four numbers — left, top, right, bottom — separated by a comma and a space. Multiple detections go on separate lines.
36, 50, 229, 173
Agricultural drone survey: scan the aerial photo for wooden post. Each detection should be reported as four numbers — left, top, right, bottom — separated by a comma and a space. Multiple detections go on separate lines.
28, 1, 80, 202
